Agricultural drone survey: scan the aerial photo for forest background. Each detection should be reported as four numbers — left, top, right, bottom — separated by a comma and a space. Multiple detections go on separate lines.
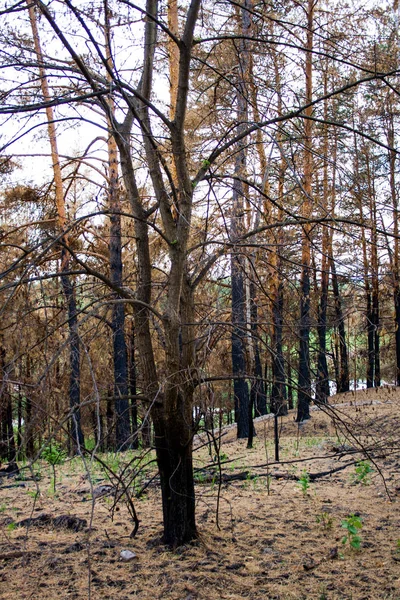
0, 0, 400, 548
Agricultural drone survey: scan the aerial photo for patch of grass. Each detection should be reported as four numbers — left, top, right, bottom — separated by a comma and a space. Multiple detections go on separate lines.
316, 511, 334, 530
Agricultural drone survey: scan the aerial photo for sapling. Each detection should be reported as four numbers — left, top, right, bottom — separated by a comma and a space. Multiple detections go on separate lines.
41, 443, 67, 494
297, 470, 310, 495
352, 460, 374, 485
341, 514, 362, 550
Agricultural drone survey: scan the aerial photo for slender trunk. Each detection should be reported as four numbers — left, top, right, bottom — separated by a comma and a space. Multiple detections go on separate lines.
27, 2, 84, 451
387, 112, 400, 385
296, 0, 314, 422
367, 150, 380, 388
330, 258, 349, 393
231, 255, 250, 437
61, 267, 84, 447
287, 357, 293, 410
231, 0, 252, 439
316, 69, 330, 403
17, 387, 22, 458
128, 322, 138, 449
271, 282, 287, 415
106, 387, 114, 450
0, 344, 15, 462
25, 355, 34, 458
104, 8, 130, 450
250, 281, 267, 416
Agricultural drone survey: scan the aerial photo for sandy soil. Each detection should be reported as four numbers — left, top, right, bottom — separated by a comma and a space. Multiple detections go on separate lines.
1, 386, 400, 600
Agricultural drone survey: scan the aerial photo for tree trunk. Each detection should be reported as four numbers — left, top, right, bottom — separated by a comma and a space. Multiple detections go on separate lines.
27, 1, 84, 451
297, 267, 311, 421
152, 391, 197, 546
330, 258, 349, 393
271, 282, 287, 415
296, 0, 314, 422
250, 279, 267, 417
230, 0, 253, 439
128, 322, 138, 449
104, 9, 130, 450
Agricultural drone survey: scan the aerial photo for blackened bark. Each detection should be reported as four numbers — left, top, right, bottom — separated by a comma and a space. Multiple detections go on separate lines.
330, 258, 349, 393
6, 395, 16, 463
25, 357, 34, 458
372, 286, 380, 387
271, 282, 287, 415
316, 267, 329, 403
296, 266, 311, 422
152, 393, 197, 546
109, 208, 131, 450
0, 346, 16, 462
60, 259, 84, 452
231, 256, 250, 438
366, 291, 374, 389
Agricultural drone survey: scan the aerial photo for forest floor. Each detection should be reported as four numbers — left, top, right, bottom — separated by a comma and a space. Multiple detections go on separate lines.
1, 386, 400, 600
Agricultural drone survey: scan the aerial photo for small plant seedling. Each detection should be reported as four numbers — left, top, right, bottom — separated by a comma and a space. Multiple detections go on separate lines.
297, 470, 310, 495
316, 511, 333, 530
0, 504, 7, 513
6, 522, 17, 532
41, 442, 67, 494
341, 514, 362, 550
352, 460, 374, 485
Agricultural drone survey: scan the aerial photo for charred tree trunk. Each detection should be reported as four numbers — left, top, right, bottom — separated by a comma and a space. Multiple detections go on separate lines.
271, 282, 287, 415
0, 345, 16, 462
128, 322, 138, 449
231, 256, 250, 438
387, 112, 400, 385
296, 0, 314, 423
230, 0, 252, 439
372, 285, 380, 387
316, 271, 330, 402
366, 290, 374, 388
297, 266, 311, 422
330, 258, 349, 393
152, 388, 196, 546
60, 260, 84, 450
105, 10, 130, 451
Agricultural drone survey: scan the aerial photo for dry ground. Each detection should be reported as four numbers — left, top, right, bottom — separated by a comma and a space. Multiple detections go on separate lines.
1, 386, 400, 599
